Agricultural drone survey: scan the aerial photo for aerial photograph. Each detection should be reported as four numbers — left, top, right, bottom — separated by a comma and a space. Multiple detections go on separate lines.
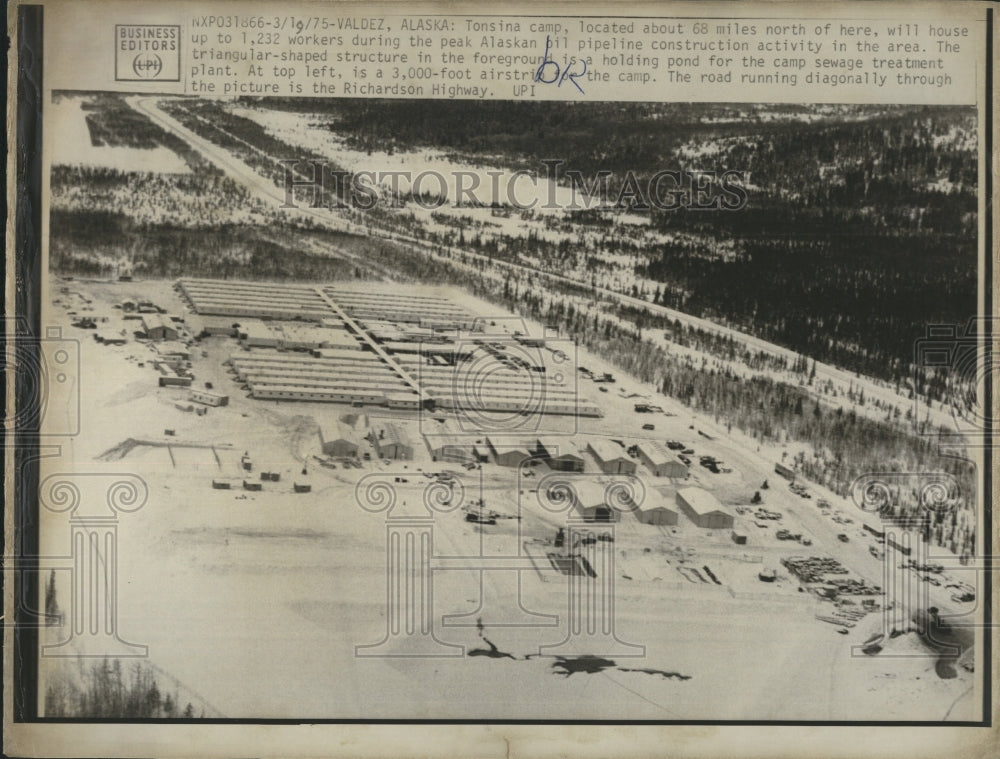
38, 92, 981, 721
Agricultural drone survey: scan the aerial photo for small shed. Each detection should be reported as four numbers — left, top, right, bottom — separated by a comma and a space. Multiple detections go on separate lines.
190, 389, 229, 407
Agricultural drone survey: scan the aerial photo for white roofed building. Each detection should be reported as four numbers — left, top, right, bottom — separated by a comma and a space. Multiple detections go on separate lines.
588, 439, 637, 475
676, 487, 734, 529
636, 441, 688, 478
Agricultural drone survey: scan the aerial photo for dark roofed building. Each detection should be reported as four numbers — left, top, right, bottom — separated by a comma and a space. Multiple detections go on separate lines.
375, 423, 414, 460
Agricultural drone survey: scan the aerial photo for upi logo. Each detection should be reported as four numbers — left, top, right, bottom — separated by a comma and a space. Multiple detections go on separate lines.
115, 25, 180, 82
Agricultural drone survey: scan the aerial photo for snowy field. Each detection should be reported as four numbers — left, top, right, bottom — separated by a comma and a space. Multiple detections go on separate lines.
36, 276, 980, 721
227, 105, 678, 247
50, 96, 190, 174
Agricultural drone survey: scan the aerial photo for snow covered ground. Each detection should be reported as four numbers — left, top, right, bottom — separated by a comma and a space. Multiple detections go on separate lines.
36, 277, 980, 721
227, 104, 679, 248
50, 96, 190, 174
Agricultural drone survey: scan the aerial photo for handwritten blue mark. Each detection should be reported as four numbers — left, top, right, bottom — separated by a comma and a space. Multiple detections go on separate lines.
534, 35, 587, 94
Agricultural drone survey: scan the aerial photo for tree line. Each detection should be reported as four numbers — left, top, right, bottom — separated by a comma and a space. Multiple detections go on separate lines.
44, 657, 200, 719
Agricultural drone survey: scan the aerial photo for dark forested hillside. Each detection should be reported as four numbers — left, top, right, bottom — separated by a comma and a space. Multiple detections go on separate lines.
250, 99, 976, 191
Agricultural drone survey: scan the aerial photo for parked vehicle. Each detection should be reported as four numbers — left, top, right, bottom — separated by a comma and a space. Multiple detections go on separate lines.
465, 511, 496, 525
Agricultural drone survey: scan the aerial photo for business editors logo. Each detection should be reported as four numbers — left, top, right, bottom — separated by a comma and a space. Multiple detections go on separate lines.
115, 25, 180, 82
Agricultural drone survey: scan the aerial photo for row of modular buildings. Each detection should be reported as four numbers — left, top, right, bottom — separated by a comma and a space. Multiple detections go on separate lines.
361, 320, 458, 345
587, 439, 688, 479
323, 286, 476, 330
420, 434, 690, 478
178, 278, 477, 331
176, 278, 603, 418
419, 434, 587, 470
176, 279, 337, 321
227, 350, 421, 409
393, 353, 603, 418
179, 281, 603, 422
561, 481, 734, 528
430, 393, 601, 417
238, 319, 364, 352
490, 436, 586, 471
227, 346, 599, 417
